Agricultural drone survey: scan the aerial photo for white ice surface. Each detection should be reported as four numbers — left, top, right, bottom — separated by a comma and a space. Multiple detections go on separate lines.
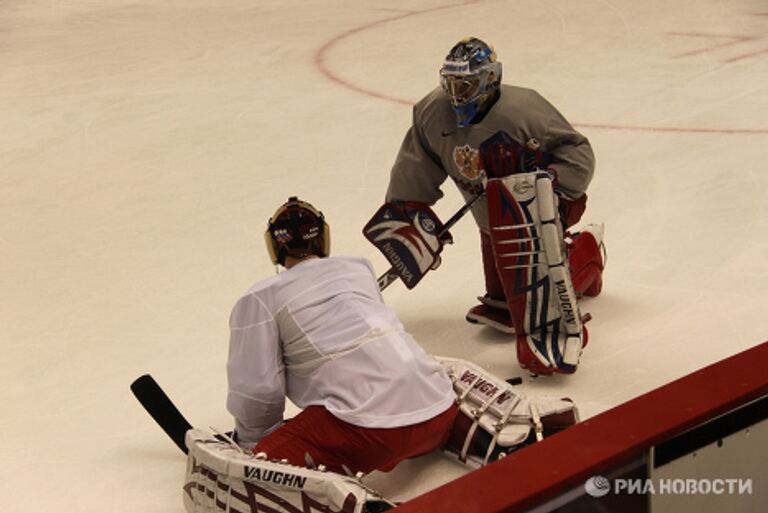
1, 1, 767, 511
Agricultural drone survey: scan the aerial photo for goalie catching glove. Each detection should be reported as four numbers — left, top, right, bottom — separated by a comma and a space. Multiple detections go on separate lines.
363, 202, 451, 289
438, 356, 579, 468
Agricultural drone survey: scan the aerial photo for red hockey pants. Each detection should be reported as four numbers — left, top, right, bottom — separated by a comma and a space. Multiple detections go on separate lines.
254, 403, 458, 475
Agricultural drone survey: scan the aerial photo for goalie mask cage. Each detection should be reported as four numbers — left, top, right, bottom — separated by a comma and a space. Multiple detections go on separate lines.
395, 341, 768, 513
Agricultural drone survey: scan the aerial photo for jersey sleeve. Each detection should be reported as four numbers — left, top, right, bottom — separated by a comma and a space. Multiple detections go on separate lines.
543, 111, 595, 200
226, 292, 285, 449
385, 104, 449, 205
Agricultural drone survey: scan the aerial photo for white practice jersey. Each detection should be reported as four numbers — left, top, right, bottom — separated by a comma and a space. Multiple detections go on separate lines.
226, 256, 455, 447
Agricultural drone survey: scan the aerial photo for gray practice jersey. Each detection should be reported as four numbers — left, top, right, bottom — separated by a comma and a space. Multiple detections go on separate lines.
386, 84, 595, 232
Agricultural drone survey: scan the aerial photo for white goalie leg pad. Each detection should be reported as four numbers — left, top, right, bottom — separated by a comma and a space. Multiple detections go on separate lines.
183, 429, 372, 513
487, 172, 585, 372
533, 175, 583, 366
436, 356, 579, 468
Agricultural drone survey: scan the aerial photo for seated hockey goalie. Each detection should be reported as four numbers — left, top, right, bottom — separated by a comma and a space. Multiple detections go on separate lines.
202, 196, 581, 513
369, 130, 606, 376
226, 196, 459, 476
185, 356, 579, 513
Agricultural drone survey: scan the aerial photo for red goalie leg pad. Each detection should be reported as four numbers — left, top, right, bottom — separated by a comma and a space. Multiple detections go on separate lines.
515, 333, 550, 375
484, 180, 538, 338
559, 193, 587, 228
515, 325, 589, 375
481, 230, 506, 300
482, 220, 604, 300
481, 230, 604, 300
568, 229, 604, 297
466, 231, 514, 332
486, 176, 588, 375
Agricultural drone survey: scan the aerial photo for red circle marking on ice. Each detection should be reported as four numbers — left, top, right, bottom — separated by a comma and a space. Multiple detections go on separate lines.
313, 4, 767, 136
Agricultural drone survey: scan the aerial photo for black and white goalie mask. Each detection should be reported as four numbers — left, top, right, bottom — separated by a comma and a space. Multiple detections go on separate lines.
265, 197, 330, 267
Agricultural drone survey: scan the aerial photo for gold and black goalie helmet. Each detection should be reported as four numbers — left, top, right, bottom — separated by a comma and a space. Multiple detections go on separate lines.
264, 196, 330, 266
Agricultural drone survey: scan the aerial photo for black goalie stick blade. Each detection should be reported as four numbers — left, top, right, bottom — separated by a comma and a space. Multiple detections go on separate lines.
130, 374, 193, 454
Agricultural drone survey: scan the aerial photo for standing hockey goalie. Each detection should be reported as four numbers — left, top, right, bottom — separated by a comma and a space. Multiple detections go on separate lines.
378, 37, 605, 375
226, 196, 458, 476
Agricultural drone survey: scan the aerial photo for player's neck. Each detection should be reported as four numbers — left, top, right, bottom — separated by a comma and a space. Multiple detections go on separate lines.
284, 254, 320, 269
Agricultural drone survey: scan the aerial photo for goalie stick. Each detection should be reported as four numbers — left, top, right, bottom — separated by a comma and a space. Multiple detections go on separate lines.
130, 374, 192, 454
376, 192, 484, 290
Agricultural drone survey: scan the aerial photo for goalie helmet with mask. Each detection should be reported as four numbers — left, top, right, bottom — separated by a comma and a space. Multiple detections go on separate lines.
265, 196, 330, 266
440, 37, 502, 127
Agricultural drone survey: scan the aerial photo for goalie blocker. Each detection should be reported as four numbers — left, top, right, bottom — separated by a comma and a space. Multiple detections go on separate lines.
363, 202, 451, 289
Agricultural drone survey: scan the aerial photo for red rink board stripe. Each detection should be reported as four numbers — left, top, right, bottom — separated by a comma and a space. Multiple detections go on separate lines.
395, 341, 768, 513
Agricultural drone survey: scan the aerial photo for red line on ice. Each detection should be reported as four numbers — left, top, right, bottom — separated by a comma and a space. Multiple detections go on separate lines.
314, 6, 767, 136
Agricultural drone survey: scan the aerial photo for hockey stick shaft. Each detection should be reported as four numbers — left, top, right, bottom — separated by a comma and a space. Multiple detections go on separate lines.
130, 374, 193, 454
377, 191, 485, 290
